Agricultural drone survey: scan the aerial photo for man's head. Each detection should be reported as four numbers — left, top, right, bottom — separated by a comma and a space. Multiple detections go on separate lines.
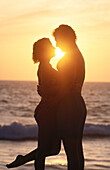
53, 24, 77, 51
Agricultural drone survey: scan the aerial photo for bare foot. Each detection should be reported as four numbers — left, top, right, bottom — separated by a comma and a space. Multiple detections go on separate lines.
6, 155, 25, 168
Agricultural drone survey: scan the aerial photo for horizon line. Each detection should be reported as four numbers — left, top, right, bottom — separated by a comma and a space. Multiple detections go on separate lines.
0, 79, 110, 83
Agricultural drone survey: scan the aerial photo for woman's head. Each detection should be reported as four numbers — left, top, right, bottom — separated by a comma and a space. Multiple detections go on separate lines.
53, 24, 77, 51
32, 38, 55, 63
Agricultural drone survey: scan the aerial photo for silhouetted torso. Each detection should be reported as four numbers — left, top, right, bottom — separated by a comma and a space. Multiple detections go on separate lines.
37, 63, 58, 99
34, 63, 59, 153
57, 46, 85, 94
57, 46, 87, 138
35, 63, 58, 123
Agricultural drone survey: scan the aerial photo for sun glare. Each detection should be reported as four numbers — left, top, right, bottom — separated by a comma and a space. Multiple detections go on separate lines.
55, 47, 65, 59
50, 47, 65, 70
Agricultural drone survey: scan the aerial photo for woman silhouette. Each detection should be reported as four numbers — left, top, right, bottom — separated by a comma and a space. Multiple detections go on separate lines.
6, 38, 61, 170
53, 24, 87, 170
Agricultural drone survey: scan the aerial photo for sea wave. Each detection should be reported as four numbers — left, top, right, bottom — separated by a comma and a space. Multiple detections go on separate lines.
0, 122, 110, 140
84, 123, 110, 137
0, 122, 38, 140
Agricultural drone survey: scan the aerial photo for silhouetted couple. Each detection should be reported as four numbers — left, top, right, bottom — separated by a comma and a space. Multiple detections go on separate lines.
6, 24, 87, 170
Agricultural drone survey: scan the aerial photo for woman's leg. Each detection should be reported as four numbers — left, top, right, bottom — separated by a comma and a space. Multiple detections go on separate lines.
63, 137, 84, 170
34, 152, 45, 170
6, 148, 38, 168
34, 139, 61, 170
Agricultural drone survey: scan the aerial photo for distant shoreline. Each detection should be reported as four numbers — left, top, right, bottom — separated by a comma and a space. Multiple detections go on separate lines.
0, 80, 110, 83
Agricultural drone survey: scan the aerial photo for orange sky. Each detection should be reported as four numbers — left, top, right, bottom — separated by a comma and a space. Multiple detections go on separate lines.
0, 0, 110, 82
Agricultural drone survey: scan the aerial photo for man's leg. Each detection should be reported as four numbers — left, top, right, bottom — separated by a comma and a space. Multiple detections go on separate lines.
63, 137, 84, 170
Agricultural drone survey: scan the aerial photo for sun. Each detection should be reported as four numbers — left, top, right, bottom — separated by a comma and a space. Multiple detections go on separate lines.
55, 47, 65, 59
50, 47, 65, 70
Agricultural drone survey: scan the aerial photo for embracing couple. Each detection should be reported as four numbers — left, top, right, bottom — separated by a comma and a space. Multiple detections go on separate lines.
6, 24, 87, 170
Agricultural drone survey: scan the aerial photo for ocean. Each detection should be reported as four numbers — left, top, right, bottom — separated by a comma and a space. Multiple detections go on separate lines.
0, 81, 110, 170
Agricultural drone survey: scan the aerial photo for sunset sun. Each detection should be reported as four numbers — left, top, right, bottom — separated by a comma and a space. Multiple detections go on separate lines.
55, 47, 65, 59
50, 47, 65, 69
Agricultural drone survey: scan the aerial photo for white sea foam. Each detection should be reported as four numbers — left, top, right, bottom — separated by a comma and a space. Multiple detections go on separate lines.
0, 121, 110, 140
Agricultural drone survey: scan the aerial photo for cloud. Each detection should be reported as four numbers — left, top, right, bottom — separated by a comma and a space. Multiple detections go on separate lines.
0, 0, 110, 37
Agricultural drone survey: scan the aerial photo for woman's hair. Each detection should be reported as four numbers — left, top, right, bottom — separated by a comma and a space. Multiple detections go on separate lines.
53, 24, 77, 42
32, 38, 53, 63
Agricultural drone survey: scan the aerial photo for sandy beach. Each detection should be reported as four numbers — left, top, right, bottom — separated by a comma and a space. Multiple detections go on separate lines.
1, 138, 110, 170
